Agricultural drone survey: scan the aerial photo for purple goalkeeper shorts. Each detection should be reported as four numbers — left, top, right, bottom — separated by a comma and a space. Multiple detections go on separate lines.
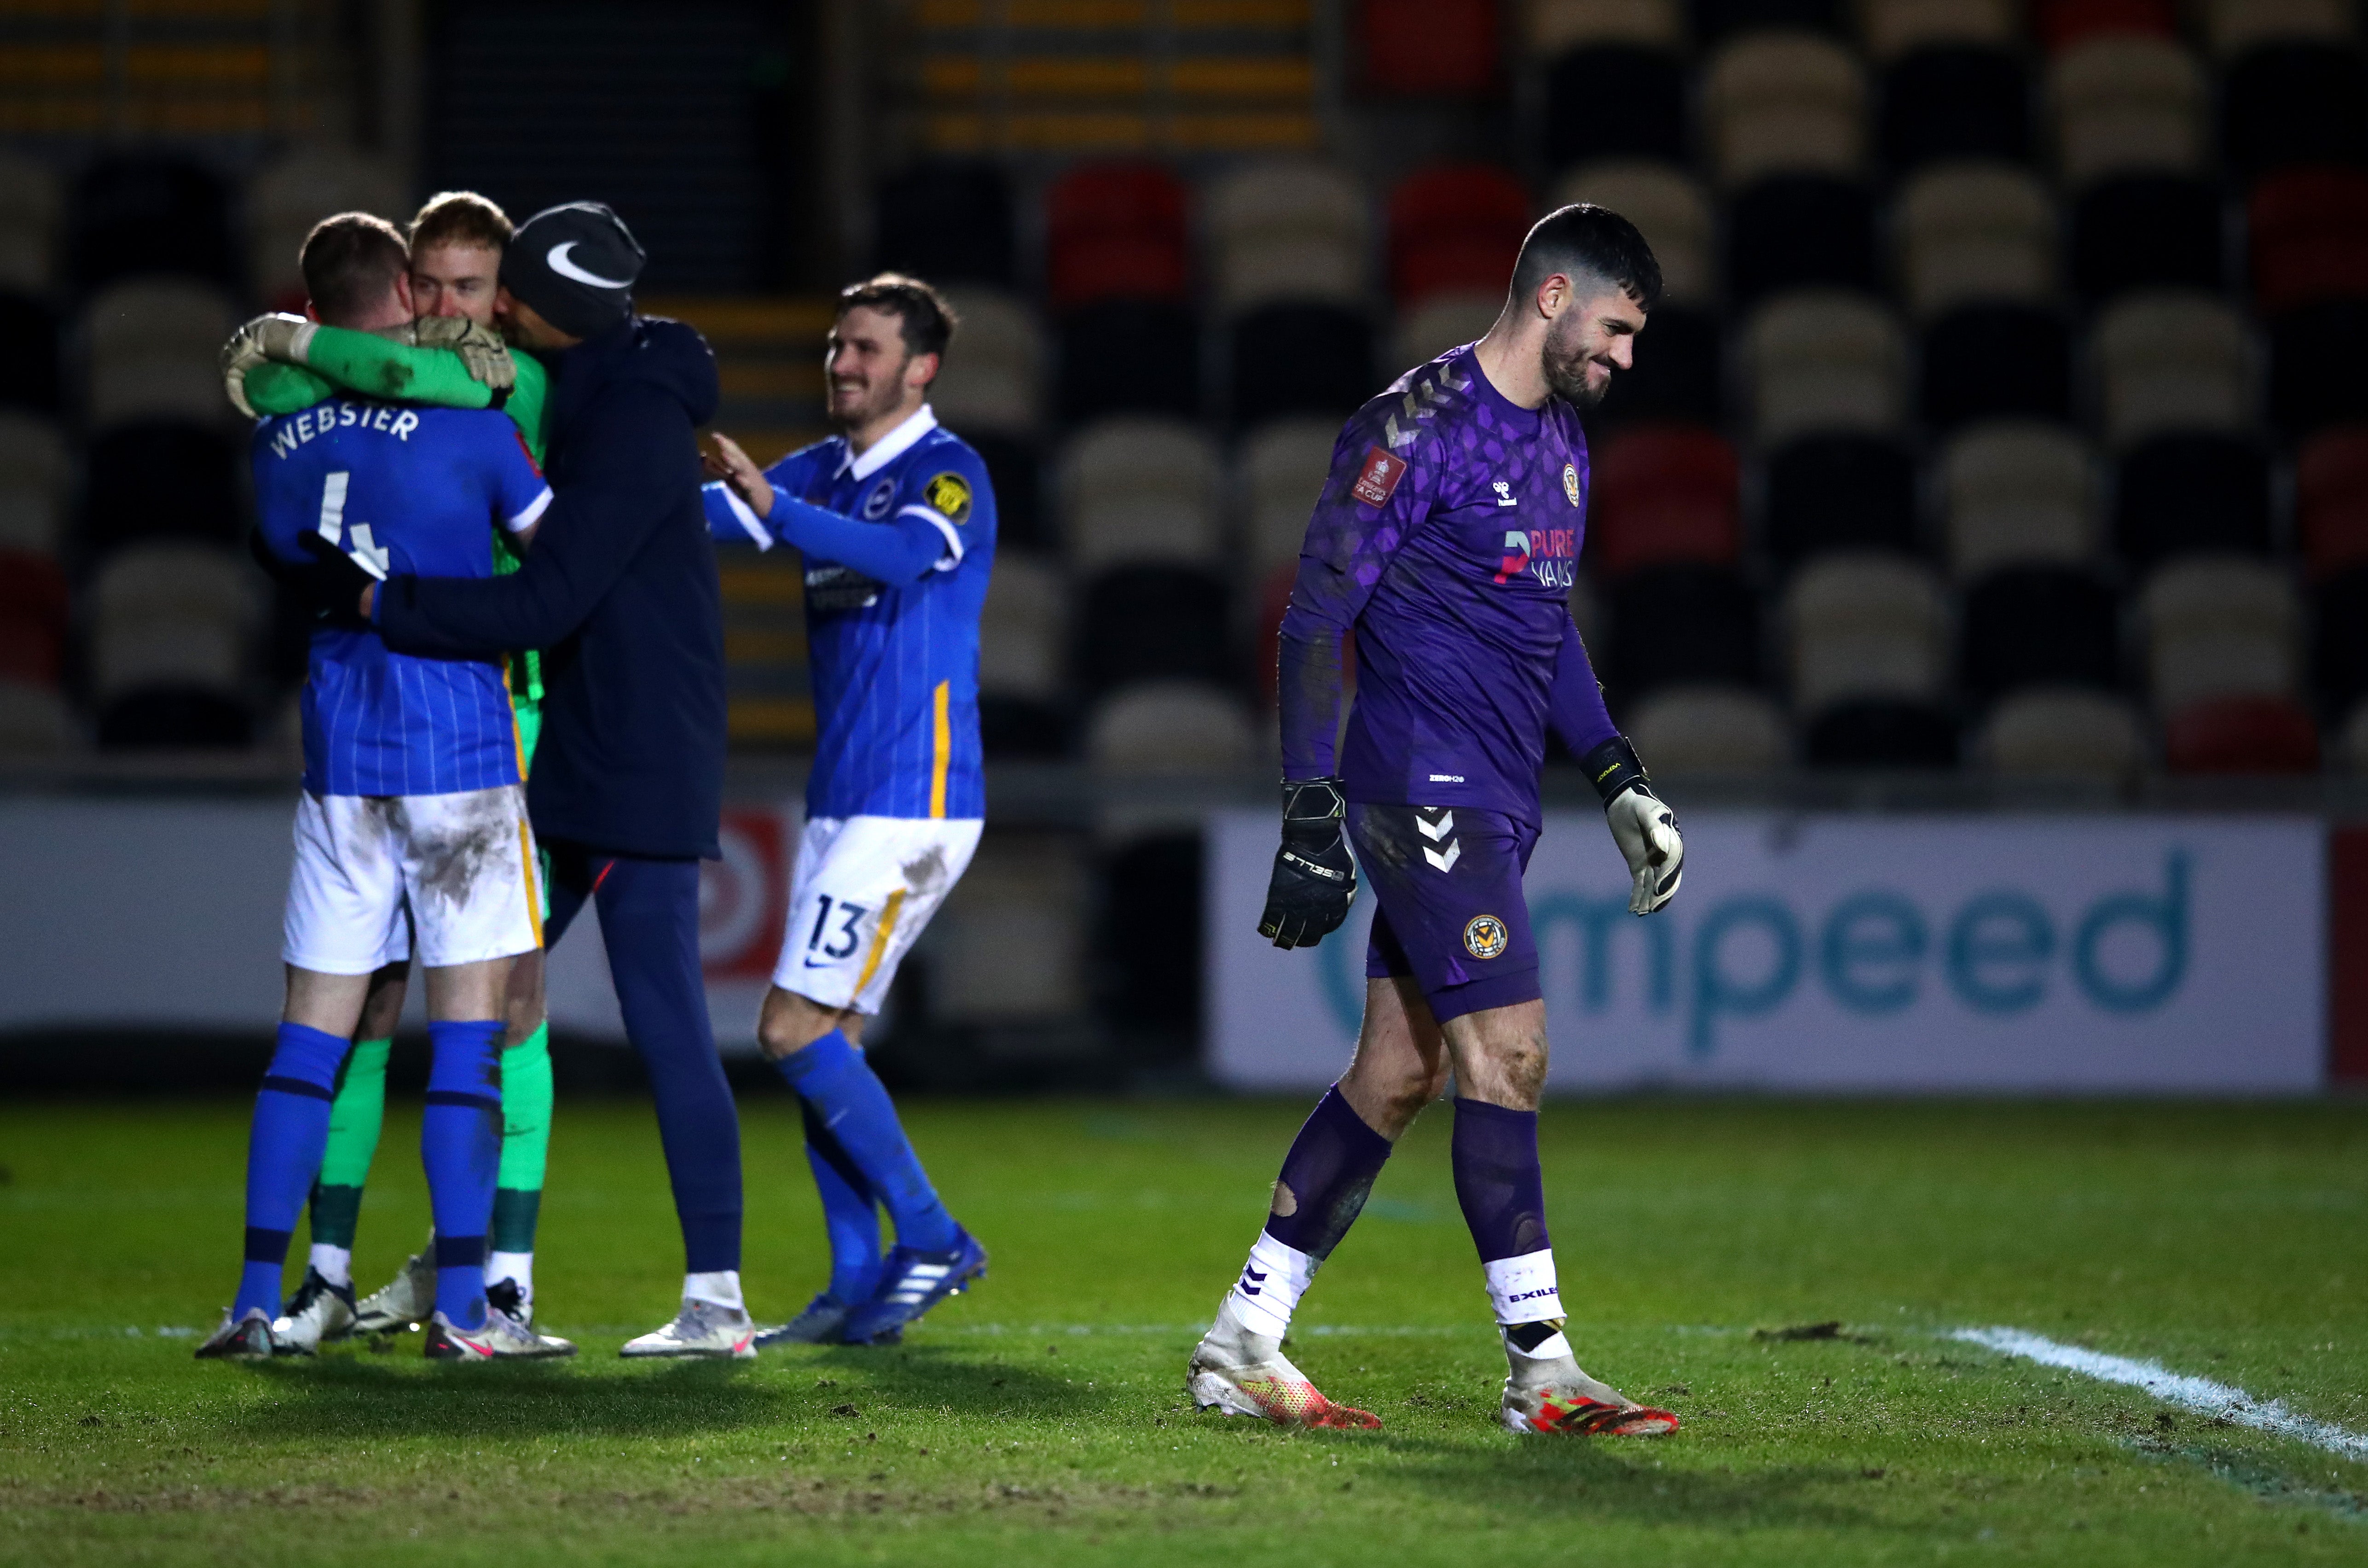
1349, 803, 1542, 1024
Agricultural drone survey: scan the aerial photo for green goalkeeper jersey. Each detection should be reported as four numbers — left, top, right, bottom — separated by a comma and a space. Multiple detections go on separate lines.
246, 332, 553, 716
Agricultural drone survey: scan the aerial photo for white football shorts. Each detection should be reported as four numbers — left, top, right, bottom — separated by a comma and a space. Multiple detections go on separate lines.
282, 785, 544, 975
774, 814, 983, 1013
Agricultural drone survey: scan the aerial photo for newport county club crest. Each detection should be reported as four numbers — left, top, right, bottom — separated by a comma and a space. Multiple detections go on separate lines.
1562, 463, 1582, 508
1463, 915, 1509, 960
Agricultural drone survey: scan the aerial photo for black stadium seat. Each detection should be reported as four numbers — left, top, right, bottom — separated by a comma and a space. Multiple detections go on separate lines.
1227, 302, 1374, 428
1586, 304, 1721, 428
1921, 304, 2071, 432
0, 292, 60, 415
1764, 434, 1917, 569
2270, 301, 2368, 439
1960, 566, 2122, 705
1694, 0, 1841, 42
67, 155, 236, 292
1726, 176, 1876, 307
2311, 566, 2368, 719
1804, 699, 1958, 768
1543, 46, 1689, 166
2221, 42, 2368, 181
1056, 301, 1200, 424
1881, 46, 2031, 174
1072, 566, 1229, 697
81, 422, 243, 553
2070, 174, 2223, 306
873, 159, 1015, 287
97, 688, 252, 750
2114, 433, 2272, 567
958, 432, 1044, 550
1606, 562, 1760, 705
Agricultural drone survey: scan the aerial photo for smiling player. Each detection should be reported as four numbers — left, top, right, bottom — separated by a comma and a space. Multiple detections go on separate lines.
1185, 206, 1688, 1436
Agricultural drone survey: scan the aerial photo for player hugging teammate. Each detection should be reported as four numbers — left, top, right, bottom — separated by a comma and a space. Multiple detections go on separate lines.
1188, 205, 1689, 1437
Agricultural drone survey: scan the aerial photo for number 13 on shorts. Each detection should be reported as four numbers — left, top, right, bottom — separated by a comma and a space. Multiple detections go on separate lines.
773, 815, 985, 1014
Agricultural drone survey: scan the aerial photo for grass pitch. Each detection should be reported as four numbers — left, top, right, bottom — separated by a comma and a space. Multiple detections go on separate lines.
1, 1093, 2363, 1566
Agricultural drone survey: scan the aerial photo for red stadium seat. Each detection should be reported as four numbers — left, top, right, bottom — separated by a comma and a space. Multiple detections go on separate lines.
1360, 0, 1501, 98
2034, 0, 2177, 53
1587, 423, 1741, 578
1044, 161, 1193, 311
0, 550, 66, 687
2299, 423, 2368, 579
2162, 694, 2320, 774
2248, 167, 2368, 316
1387, 163, 1532, 306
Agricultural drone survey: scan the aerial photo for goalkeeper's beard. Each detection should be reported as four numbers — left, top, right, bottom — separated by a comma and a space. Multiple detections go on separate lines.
1541, 325, 1612, 410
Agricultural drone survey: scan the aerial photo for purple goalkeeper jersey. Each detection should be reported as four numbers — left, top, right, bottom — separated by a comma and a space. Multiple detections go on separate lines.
1277, 343, 1618, 825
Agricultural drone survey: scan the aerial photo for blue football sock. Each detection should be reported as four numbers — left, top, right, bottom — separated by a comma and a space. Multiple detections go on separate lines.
235, 1023, 352, 1319
800, 1099, 885, 1304
422, 1018, 504, 1330
774, 1030, 958, 1254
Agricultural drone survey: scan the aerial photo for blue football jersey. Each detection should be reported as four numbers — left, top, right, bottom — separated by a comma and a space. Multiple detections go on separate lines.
708, 406, 994, 820
253, 397, 552, 797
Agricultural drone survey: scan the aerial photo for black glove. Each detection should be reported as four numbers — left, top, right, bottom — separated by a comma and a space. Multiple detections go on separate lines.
296, 528, 387, 620
1258, 775, 1358, 949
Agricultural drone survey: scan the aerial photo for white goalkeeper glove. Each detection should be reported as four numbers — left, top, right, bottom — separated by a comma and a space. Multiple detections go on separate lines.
219, 312, 315, 418
1582, 736, 1683, 916
406, 314, 517, 393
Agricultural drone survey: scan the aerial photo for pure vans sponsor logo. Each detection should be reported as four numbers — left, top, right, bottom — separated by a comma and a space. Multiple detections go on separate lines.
266, 403, 420, 458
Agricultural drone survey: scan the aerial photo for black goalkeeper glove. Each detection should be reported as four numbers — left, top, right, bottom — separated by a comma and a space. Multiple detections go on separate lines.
296, 527, 388, 620
1258, 775, 1357, 949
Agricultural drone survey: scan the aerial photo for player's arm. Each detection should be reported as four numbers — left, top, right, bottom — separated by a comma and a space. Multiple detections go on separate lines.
702, 433, 958, 582
240, 360, 338, 417
1259, 430, 1432, 949
373, 381, 682, 657
1550, 617, 1683, 915
221, 314, 547, 459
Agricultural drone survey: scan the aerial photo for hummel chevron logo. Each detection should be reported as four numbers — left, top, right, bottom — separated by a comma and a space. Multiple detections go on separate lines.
1424, 842, 1461, 872
1415, 810, 1453, 841
1417, 807, 1461, 872
1240, 1267, 1267, 1297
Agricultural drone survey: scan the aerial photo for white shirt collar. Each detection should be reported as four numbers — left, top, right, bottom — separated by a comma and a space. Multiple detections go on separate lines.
836, 404, 938, 481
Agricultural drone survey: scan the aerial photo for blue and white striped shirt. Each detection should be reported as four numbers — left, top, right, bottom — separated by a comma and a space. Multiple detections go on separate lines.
706, 406, 994, 821
252, 398, 552, 797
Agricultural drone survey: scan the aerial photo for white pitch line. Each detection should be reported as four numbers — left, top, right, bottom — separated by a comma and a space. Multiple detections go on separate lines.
1952, 1326, 2368, 1462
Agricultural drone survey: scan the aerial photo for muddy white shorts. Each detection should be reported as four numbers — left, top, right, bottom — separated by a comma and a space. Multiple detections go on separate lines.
282, 786, 543, 975
774, 814, 983, 1013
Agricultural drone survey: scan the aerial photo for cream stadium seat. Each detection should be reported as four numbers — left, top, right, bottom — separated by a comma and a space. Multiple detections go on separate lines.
1785, 551, 1950, 713
1703, 31, 1868, 186
1626, 683, 1790, 771
1060, 417, 1222, 572
1745, 290, 1909, 447
1551, 159, 1715, 304
2048, 36, 2208, 185
2093, 289, 2253, 447
2140, 554, 2301, 714
1941, 420, 2098, 579
81, 278, 239, 429
1976, 688, 2145, 779
932, 286, 1044, 438
1896, 162, 2056, 318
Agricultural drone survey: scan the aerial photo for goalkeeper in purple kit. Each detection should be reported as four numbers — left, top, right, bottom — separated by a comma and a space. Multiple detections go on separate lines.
1187, 205, 1687, 1437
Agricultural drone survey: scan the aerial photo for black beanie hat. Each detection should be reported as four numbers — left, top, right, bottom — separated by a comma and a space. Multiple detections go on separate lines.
500, 201, 645, 341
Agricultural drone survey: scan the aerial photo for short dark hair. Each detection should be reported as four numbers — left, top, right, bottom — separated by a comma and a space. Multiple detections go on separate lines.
300, 212, 409, 324
1511, 204, 1662, 313
408, 190, 512, 255
836, 272, 958, 361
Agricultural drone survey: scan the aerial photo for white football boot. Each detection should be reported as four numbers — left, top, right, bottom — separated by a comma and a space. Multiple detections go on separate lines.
423, 1308, 577, 1361
620, 1298, 758, 1360
194, 1307, 278, 1360
272, 1267, 356, 1354
1498, 1319, 1679, 1436
484, 1278, 576, 1357
352, 1237, 435, 1336
1186, 1295, 1381, 1429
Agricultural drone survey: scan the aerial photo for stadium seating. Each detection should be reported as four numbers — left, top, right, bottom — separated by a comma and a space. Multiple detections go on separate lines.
1390, 292, 1503, 377
2046, 36, 2207, 185
245, 149, 405, 311
1696, 0, 1846, 46
1726, 174, 1879, 304
1543, 45, 1692, 166
1588, 423, 1741, 576
1055, 301, 1201, 423
66, 154, 237, 292
1239, 417, 1338, 578
2298, 424, 2368, 579
1086, 680, 1259, 774
1060, 418, 1222, 572
1044, 161, 1192, 312
1702, 31, 1868, 187
1975, 688, 2146, 779
1624, 683, 1789, 771
2162, 693, 2321, 774
1226, 303, 1375, 428
1360, 0, 1503, 96
962, 433, 1044, 550
0, 294, 61, 417
1606, 562, 1763, 698
1387, 163, 1533, 307
1097, 831, 1205, 1032
1922, 304, 2073, 431
1743, 289, 1907, 446
927, 832, 1090, 1026
1959, 565, 2122, 704
2311, 564, 2368, 719
2092, 290, 2252, 447
976, 552, 1069, 758
2246, 167, 2368, 317
1074, 565, 1231, 698
0, 413, 67, 562
1896, 162, 2055, 319
80, 279, 238, 431
874, 160, 1016, 287
1805, 698, 1961, 766
1204, 159, 1369, 315
2141, 554, 2301, 715
2221, 41, 2368, 180
1784, 552, 1949, 718
80, 422, 243, 553
1861, 0, 2020, 61
2201, 0, 2354, 58
0, 678, 73, 757
2069, 174, 2225, 305
1880, 45, 2031, 173
1551, 161, 1714, 304
1587, 303, 1723, 425
0, 152, 58, 293
2034, 0, 2177, 54
2268, 299, 2368, 437
1763, 432, 1917, 567
1942, 421, 2097, 579
931, 287, 1043, 438
87, 541, 257, 749
1527, 0, 1686, 52
2114, 432, 2271, 567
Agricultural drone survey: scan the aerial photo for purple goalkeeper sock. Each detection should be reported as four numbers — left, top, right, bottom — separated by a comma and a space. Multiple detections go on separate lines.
234, 1023, 353, 1319
1450, 1098, 1550, 1262
422, 1018, 504, 1330
1262, 1086, 1394, 1261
